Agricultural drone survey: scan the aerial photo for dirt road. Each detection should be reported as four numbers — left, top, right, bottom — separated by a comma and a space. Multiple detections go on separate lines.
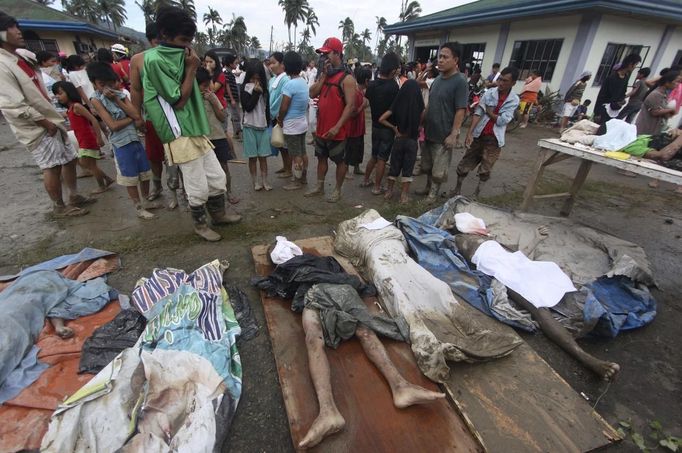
0, 119, 679, 452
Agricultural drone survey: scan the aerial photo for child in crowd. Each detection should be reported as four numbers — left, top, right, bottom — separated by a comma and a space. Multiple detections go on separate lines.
241, 58, 272, 191
52, 81, 114, 194
572, 99, 591, 122
278, 51, 310, 190
345, 67, 370, 179
64, 55, 95, 110
87, 61, 159, 219
197, 67, 239, 204
268, 51, 292, 178
378, 79, 425, 204
456, 66, 520, 198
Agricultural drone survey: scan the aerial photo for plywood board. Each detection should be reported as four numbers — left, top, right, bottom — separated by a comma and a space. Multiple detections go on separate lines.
252, 237, 482, 453
444, 307, 621, 453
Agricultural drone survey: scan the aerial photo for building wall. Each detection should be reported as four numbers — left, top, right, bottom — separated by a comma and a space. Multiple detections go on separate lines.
579, 15, 671, 108
447, 24, 501, 75
23, 29, 117, 55
649, 26, 682, 71
500, 15, 582, 91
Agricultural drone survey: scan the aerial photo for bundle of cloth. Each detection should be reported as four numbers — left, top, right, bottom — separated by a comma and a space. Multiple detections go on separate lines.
409, 197, 656, 338
40, 260, 243, 453
333, 210, 522, 383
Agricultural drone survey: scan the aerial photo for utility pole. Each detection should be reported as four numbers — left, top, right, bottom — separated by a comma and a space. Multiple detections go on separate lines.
269, 26, 274, 55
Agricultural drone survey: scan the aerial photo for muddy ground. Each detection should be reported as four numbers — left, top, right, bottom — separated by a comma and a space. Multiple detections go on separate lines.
0, 117, 680, 452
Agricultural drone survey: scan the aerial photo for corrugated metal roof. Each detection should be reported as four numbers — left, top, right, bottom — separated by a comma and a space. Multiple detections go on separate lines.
385, 0, 682, 34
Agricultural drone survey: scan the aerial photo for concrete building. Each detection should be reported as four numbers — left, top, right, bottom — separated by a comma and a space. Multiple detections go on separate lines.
385, 0, 682, 112
0, 0, 144, 56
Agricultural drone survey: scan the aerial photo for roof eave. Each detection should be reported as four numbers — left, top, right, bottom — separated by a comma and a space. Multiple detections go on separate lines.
384, 0, 682, 35
18, 19, 121, 40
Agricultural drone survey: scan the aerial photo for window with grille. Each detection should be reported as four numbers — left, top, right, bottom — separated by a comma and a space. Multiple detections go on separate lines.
508, 39, 563, 81
25, 39, 60, 54
462, 43, 486, 72
593, 43, 650, 86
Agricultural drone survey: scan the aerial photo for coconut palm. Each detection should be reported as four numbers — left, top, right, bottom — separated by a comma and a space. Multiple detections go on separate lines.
375, 16, 386, 54
278, 0, 310, 49
98, 0, 127, 30
203, 7, 222, 46
64, 0, 100, 24
360, 28, 371, 60
175, 0, 196, 21
305, 8, 319, 36
396, 1, 421, 47
251, 36, 261, 51
338, 17, 354, 46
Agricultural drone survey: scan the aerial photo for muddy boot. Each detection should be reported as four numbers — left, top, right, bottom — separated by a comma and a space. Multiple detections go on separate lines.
190, 204, 221, 241
304, 180, 325, 197
301, 169, 308, 185
415, 176, 432, 196
425, 183, 440, 203
206, 194, 242, 225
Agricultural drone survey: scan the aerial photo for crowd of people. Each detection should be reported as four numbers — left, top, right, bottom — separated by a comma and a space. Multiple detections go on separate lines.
1, 6, 681, 243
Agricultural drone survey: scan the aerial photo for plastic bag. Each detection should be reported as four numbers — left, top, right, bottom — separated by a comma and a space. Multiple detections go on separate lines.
592, 119, 637, 151
270, 124, 285, 148
454, 212, 489, 235
270, 235, 303, 264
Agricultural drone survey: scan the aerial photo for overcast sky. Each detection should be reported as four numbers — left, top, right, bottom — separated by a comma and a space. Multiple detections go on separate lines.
123, 0, 475, 49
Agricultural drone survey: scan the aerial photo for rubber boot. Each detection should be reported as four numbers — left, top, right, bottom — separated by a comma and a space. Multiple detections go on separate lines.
425, 183, 440, 202
206, 194, 242, 225
304, 180, 325, 197
190, 204, 221, 241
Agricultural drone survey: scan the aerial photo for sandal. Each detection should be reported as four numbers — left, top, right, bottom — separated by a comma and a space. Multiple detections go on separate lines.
359, 181, 372, 188
371, 187, 385, 195
69, 194, 97, 207
53, 205, 89, 218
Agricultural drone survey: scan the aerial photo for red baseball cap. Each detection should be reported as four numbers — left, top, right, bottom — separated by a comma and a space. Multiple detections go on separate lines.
316, 37, 343, 55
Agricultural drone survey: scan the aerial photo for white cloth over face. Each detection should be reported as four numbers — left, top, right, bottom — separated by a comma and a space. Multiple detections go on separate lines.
472, 240, 576, 308
592, 119, 637, 151
270, 236, 303, 264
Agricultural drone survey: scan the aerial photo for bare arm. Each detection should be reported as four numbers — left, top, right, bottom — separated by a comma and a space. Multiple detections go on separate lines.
76, 86, 94, 111
444, 108, 466, 148
277, 94, 292, 126
205, 92, 226, 122
91, 98, 134, 132
129, 53, 144, 117
378, 109, 396, 133
309, 73, 326, 98
175, 48, 201, 110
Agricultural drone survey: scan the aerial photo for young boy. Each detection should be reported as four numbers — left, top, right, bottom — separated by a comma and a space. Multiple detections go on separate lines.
142, 6, 240, 241
196, 67, 239, 204
456, 66, 520, 198
87, 61, 160, 219
573, 99, 591, 122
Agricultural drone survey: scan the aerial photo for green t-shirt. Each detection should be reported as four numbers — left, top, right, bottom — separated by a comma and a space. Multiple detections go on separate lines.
142, 44, 209, 143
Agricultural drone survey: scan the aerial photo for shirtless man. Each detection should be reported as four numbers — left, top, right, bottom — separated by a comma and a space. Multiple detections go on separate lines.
299, 305, 445, 448
452, 229, 620, 381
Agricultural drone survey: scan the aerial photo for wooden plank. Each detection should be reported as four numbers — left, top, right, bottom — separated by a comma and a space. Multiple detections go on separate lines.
252, 237, 483, 453
533, 192, 571, 200
561, 160, 593, 216
538, 138, 682, 184
520, 147, 552, 211
443, 307, 620, 453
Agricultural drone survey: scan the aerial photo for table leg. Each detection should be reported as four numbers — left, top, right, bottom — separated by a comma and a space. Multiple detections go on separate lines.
520, 148, 551, 211
560, 160, 592, 216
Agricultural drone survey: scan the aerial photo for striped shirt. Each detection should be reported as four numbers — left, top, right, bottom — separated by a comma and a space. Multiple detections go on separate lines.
225, 70, 240, 104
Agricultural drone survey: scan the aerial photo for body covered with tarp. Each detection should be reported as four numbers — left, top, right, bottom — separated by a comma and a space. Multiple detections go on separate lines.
412, 197, 656, 337
41, 260, 242, 453
334, 209, 522, 382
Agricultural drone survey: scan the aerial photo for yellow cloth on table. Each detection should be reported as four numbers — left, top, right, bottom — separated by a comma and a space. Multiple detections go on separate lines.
604, 151, 631, 160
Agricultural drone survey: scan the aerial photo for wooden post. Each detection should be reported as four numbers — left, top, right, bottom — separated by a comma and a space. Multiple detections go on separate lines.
520, 148, 550, 211
560, 160, 592, 216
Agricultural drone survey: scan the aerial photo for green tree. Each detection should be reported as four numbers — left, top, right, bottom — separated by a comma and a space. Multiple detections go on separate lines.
194, 31, 209, 55
98, 0, 127, 30
175, 0, 196, 21
305, 8, 319, 36
338, 16, 354, 52
278, 0, 309, 49
63, 0, 100, 24
375, 16, 386, 55
360, 28, 371, 60
397, 0, 421, 47
203, 6, 222, 46
251, 36, 261, 50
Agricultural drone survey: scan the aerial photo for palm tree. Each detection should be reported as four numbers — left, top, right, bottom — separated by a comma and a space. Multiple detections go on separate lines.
305, 8, 319, 36
64, 0, 100, 24
203, 7, 222, 46
375, 16, 387, 55
251, 36, 261, 50
397, 0, 421, 47
194, 31, 209, 55
98, 0, 127, 30
278, 0, 309, 49
135, 0, 156, 23
175, 0, 196, 21
338, 17, 354, 48
360, 28, 371, 60
298, 28, 311, 49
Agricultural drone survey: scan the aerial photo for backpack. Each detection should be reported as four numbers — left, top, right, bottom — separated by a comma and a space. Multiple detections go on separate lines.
322, 71, 351, 104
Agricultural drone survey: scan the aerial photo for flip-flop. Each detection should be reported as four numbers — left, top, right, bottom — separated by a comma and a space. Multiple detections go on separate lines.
53, 206, 89, 218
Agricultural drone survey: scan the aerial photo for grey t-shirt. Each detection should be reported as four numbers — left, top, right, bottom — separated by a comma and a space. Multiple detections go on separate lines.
425, 72, 468, 143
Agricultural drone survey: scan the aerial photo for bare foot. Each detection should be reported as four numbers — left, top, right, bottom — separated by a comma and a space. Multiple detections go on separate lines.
393, 383, 445, 409
56, 326, 74, 339
228, 194, 240, 204
649, 180, 660, 189
585, 358, 620, 381
399, 193, 409, 204
298, 410, 346, 449
384, 190, 393, 201
167, 197, 179, 210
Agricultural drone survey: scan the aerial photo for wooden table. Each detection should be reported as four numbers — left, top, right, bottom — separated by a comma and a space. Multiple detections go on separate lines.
520, 138, 682, 216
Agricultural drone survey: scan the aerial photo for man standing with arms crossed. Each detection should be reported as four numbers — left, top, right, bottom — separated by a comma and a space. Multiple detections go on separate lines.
305, 37, 356, 203
419, 42, 468, 202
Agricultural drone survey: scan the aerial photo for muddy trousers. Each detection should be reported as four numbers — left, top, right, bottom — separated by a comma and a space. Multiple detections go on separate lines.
177, 152, 226, 207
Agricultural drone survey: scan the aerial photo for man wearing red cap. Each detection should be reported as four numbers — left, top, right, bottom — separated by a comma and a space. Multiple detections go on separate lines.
304, 37, 356, 203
